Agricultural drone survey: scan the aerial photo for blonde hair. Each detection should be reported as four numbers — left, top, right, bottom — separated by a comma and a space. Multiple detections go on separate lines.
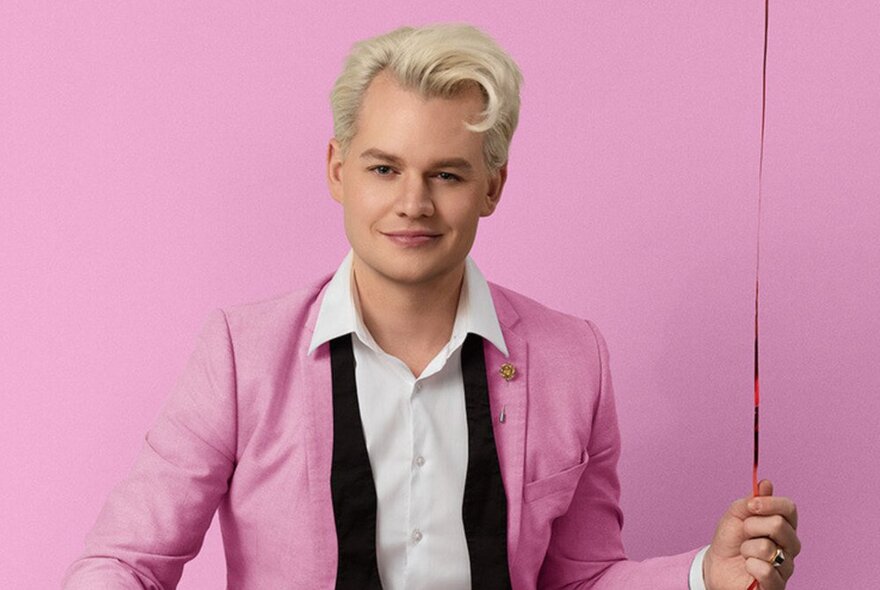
330, 23, 523, 174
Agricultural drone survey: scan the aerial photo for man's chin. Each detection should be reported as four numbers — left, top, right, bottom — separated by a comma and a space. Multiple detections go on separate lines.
375, 263, 463, 291
351, 248, 466, 288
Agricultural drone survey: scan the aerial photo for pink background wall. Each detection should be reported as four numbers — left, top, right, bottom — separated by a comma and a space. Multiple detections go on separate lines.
2, 2, 877, 588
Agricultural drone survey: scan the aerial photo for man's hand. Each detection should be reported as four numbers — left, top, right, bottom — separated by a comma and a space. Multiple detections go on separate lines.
703, 480, 800, 590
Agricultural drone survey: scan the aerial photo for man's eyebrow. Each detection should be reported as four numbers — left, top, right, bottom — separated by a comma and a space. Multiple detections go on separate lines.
359, 148, 474, 171
360, 149, 405, 165
428, 157, 474, 171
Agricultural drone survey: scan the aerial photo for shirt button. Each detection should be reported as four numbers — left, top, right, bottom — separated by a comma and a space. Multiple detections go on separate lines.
415, 455, 426, 467
411, 529, 423, 543
414, 382, 422, 391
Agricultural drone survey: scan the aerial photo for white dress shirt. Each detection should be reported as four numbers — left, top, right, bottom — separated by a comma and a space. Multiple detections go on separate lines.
308, 250, 707, 589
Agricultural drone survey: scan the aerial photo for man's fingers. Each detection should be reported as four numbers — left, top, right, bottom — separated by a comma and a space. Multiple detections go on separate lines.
745, 557, 786, 590
729, 478, 779, 521
727, 496, 753, 520
748, 495, 799, 530
741, 539, 795, 581
741, 538, 778, 562
743, 514, 802, 557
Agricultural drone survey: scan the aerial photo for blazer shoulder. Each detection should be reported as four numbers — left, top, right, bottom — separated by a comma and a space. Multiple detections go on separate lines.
488, 281, 605, 351
223, 272, 331, 321
217, 272, 334, 345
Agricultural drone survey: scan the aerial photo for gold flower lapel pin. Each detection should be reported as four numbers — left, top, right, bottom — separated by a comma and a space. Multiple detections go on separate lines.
499, 362, 516, 382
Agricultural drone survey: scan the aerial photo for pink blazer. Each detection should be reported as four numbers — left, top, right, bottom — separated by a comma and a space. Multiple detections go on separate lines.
63, 274, 698, 589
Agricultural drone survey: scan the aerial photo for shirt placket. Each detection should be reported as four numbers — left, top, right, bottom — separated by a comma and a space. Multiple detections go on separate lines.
405, 375, 427, 587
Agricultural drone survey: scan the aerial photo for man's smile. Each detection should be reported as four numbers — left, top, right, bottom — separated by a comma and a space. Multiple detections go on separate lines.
380, 229, 443, 247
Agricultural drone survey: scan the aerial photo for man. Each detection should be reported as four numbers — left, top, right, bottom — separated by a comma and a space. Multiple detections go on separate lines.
63, 23, 800, 589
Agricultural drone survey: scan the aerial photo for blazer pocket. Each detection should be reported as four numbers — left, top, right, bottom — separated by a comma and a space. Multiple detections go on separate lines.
523, 450, 589, 504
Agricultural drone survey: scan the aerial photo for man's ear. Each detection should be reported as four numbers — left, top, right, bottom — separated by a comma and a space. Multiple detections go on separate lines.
481, 162, 507, 217
327, 138, 344, 204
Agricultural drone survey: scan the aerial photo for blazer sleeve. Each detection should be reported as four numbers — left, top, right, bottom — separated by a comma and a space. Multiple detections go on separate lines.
536, 320, 699, 589
62, 309, 238, 589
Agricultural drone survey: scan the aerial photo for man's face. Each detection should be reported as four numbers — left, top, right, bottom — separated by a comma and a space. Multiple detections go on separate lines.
327, 70, 506, 290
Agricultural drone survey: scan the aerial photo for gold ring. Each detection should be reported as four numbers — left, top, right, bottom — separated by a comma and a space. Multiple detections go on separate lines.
770, 547, 785, 568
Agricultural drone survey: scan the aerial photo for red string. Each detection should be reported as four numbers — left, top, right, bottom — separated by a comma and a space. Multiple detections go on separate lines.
747, 1, 770, 588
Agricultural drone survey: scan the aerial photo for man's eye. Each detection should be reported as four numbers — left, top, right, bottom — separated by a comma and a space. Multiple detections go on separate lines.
370, 165, 394, 176
436, 172, 461, 182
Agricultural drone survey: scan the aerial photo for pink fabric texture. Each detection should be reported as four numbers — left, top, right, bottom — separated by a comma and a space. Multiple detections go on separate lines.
63, 275, 698, 589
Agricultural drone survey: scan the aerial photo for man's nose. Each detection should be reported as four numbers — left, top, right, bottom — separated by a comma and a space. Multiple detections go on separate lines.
394, 174, 435, 217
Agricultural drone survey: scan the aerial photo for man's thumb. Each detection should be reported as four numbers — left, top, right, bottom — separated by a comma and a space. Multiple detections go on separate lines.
757, 479, 774, 497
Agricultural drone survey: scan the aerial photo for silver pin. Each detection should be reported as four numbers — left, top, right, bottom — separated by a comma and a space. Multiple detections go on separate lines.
499, 405, 507, 423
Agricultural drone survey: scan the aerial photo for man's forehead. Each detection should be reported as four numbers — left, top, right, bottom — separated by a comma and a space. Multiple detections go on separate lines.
348, 71, 487, 169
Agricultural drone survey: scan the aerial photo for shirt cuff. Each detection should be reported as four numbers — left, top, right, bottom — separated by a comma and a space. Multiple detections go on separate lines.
689, 545, 710, 590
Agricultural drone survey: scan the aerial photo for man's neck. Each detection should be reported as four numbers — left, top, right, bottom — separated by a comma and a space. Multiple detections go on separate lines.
351, 259, 464, 376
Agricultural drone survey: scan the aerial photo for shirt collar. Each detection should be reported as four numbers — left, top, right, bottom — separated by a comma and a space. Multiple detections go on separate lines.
308, 249, 509, 358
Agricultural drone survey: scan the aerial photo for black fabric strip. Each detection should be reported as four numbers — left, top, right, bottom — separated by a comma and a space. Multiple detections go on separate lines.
461, 333, 513, 589
329, 334, 383, 589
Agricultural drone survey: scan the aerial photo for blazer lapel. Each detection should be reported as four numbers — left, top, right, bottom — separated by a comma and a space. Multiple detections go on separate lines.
485, 284, 529, 564
302, 276, 335, 493
300, 279, 341, 588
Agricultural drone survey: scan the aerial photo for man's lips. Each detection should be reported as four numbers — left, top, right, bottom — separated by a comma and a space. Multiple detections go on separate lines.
381, 230, 442, 246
